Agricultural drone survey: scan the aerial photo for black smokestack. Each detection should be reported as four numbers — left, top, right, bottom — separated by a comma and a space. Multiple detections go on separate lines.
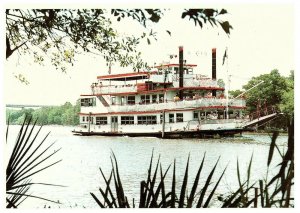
212, 48, 216, 97
179, 46, 184, 100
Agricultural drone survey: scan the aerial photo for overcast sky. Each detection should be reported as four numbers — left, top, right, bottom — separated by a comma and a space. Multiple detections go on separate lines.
3, 2, 296, 106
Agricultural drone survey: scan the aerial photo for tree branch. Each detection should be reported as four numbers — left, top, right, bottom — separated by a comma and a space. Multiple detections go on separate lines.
6, 36, 27, 59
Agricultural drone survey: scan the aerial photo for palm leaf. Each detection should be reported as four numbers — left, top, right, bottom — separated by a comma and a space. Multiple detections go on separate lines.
187, 152, 206, 207
179, 154, 190, 208
267, 131, 279, 166
171, 159, 176, 208
203, 165, 227, 207
6, 116, 62, 208
90, 192, 105, 208
196, 156, 220, 208
146, 154, 160, 207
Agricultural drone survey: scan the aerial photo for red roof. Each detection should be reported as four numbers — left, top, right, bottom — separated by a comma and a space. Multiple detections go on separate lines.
97, 72, 155, 80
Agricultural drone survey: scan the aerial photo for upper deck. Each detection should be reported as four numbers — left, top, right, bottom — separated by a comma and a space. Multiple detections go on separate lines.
89, 63, 223, 96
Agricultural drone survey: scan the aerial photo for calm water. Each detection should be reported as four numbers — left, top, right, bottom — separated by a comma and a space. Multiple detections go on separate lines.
5, 125, 288, 208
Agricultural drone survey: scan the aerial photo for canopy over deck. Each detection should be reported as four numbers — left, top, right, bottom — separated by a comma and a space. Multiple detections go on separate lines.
97, 72, 156, 81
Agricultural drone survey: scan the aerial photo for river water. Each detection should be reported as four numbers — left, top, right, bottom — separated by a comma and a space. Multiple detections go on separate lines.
5, 125, 288, 209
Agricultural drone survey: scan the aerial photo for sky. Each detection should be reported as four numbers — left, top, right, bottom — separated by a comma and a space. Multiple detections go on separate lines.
3, 2, 297, 106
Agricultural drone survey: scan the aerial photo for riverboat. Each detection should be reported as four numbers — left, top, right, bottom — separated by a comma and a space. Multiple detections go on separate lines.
72, 47, 279, 138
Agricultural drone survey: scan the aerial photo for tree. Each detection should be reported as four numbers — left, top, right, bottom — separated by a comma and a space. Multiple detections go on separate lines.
242, 70, 290, 129
6, 9, 232, 81
217, 79, 225, 96
243, 70, 288, 112
229, 89, 243, 98
280, 70, 294, 119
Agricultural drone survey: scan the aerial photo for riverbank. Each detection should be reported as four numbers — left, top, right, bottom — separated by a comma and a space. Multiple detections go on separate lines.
243, 131, 288, 136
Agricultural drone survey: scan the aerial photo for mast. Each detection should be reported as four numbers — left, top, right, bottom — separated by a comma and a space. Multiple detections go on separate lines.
225, 47, 229, 119
212, 48, 217, 97
161, 110, 165, 138
179, 46, 184, 100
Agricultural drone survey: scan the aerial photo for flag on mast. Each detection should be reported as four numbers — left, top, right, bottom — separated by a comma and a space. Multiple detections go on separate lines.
222, 47, 228, 65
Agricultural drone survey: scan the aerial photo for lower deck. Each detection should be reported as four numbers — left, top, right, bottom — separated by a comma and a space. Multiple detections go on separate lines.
72, 128, 244, 139
75, 110, 248, 138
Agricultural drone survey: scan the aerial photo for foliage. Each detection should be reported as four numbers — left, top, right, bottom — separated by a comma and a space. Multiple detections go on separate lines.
240, 69, 292, 129
242, 70, 288, 113
217, 79, 225, 96
181, 9, 232, 34
91, 151, 227, 208
6, 115, 63, 208
222, 118, 294, 207
6, 8, 232, 79
229, 89, 243, 98
280, 71, 294, 119
6, 9, 146, 73
6, 101, 80, 126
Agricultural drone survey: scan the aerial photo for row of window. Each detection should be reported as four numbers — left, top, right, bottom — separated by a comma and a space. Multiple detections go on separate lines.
112, 94, 165, 105
81, 113, 184, 125
193, 110, 241, 120
81, 98, 96, 107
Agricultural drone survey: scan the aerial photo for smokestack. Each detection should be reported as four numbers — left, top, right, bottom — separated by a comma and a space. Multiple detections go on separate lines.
212, 48, 216, 97
179, 46, 184, 100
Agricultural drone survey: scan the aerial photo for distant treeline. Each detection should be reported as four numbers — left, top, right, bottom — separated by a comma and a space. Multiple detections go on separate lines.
6, 101, 80, 126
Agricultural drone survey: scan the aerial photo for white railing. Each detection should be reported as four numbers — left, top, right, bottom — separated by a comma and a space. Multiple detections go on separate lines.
149, 73, 221, 87
92, 85, 137, 94
108, 98, 246, 113
184, 79, 219, 88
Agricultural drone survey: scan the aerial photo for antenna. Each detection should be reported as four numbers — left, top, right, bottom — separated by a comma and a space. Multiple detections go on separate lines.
232, 80, 264, 101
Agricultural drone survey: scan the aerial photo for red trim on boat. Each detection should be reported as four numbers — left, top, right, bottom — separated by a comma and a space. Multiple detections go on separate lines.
97, 71, 157, 80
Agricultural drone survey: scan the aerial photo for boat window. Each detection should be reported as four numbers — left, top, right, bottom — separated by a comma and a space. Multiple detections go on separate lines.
90, 117, 94, 124
152, 94, 157, 103
120, 96, 125, 105
127, 96, 135, 105
96, 117, 107, 125
174, 67, 179, 74
141, 95, 150, 104
137, 116, 157, 125
80, 98, 96, 107
82, 116, 85, 122
176, 113, 183, 122
193, 111, 199, 120
169, 114, 174, 123
121, 116, 134, 125
111, 96, 116, 105
159, 94, 164, 103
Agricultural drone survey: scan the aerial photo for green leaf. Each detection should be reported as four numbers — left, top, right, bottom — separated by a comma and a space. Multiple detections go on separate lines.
219, 21, 233, 35
268, 131, 279, 166
219, 9, 227, 15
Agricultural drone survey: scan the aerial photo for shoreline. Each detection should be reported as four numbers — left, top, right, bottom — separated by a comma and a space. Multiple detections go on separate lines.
243, 131, 288, 136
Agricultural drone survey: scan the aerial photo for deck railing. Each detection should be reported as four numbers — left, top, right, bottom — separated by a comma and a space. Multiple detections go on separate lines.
108, 98, 246, 113
92, 84, 137, 94
91, 74, 222, 95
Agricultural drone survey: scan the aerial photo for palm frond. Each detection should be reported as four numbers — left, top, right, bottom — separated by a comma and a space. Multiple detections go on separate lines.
6, 116, 62, 208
